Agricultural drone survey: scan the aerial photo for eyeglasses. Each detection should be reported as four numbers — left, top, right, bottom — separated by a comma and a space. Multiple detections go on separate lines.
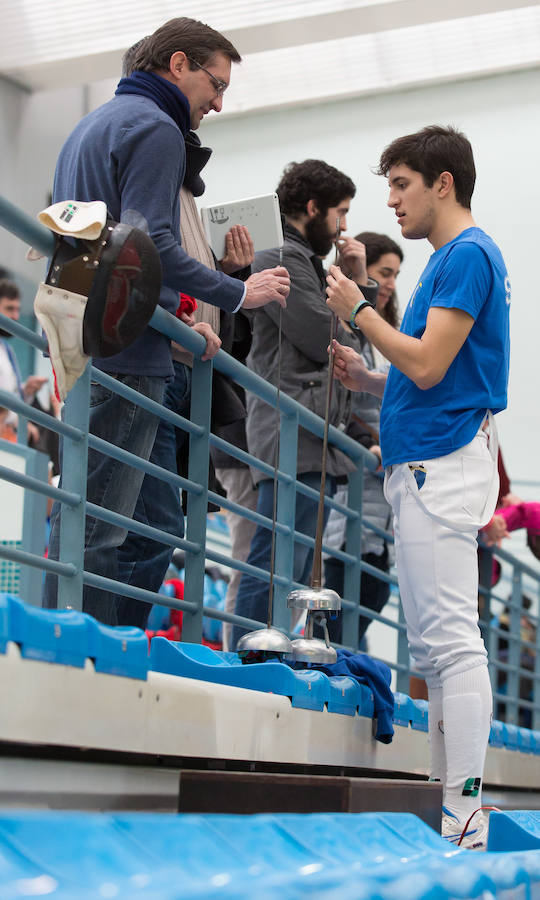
187, 57, 228, 97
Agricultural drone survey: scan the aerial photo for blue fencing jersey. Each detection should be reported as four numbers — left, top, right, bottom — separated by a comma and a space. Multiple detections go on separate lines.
380, 227, 510, 467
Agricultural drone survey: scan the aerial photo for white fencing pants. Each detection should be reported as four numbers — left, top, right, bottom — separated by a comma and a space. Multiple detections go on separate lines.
384, 424, 498, 687
384, 423, 498, 819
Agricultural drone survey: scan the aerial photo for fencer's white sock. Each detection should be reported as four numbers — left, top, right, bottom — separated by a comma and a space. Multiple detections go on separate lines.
427, 685, 446, 786
441, 664, 492, 821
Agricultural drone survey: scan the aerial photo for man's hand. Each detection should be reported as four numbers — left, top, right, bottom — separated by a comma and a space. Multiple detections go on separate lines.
193, 322, 221, 361
243, 267, 290, 309
326, 264, 365, 322
336, 237, 368, 285
177, 310, 196, 327
329, 339, 371, 391
23, 375, 48, 402
220, 225, 255, 274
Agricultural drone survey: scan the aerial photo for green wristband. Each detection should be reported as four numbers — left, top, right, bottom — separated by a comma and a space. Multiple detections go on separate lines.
349, 300, 373, 331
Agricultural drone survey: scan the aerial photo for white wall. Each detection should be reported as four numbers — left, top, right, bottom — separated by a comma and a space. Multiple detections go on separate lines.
198, 68, 540, 482
1, 66, 539, 479
0, 78, 85, 293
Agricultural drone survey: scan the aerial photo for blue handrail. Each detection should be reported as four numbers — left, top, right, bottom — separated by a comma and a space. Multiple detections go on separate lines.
0, 193, 539, 729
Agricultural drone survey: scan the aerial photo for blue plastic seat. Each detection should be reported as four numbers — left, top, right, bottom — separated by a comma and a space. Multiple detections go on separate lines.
149, 638, 330, 710
392, 692, 415, 727
0, 591, 12, 654
149, 639, 380, 718
6, 594, 89, 668
2, 810, 540, 897
489, 718, 505, 748
410, 698, 429, 732
488, 810, 540, 851
517, 725, 534, 754
2, 595, 150, 679
503, 722, 520, 750
325, 675, 361, 716
84, 618, 149, 681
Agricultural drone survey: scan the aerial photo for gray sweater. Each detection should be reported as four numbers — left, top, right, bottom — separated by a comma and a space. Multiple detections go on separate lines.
245, 225, 377, 483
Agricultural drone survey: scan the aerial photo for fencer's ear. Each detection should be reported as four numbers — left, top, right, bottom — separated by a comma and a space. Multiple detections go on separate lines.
306, 198, 319, 219
438, 171, 455, 200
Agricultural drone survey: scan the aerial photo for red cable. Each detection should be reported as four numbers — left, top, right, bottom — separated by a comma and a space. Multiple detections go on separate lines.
457, 805, 501, 846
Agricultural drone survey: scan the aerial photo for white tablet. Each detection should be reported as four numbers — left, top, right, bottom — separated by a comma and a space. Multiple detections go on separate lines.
200, 192, 283, 260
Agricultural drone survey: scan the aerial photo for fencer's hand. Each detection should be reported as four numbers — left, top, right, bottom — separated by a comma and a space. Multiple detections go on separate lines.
23, 375, 48, 401
483, 513, 509, 546
243, 267, 290, 309
329, 339, 370, 392
177, 310, 196, 327
193, 322, 222, 361
220, 225, 255, 274
336, 237, 368, 284
326, 265, 366, 323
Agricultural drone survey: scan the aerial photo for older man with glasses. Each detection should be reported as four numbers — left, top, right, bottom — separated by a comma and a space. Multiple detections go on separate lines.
44, 17, 290, 627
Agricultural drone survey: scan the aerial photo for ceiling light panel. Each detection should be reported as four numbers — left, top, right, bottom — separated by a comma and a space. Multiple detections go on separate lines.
0, 0, 399, 66
202, 5, 540, 118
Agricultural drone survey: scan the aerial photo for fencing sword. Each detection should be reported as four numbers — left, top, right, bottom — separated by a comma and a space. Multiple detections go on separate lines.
236, 243, 293, 661
286, 217, 343, 664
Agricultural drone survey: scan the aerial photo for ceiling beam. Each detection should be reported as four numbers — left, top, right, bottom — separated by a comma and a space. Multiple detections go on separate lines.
224, 0, 540, 55
2, 0, 539, 91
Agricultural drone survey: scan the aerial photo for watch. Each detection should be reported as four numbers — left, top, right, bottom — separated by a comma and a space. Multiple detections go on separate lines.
349, 300, 373, 331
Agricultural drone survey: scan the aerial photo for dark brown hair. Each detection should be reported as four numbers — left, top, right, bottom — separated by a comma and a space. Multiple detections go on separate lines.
356, 232, 403, 329
377, 125, 476, 209
129, 17, 241, 74
0, 279, 20, 301
277, 159, 356, 218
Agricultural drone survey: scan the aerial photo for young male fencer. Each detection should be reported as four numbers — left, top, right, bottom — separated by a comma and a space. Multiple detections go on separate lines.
326, 126, 510, 849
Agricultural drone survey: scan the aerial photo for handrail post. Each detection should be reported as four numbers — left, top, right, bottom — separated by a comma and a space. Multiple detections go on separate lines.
57, 363, 90, 610
181, 357, 212, 642
506, 566, 523, 725
478, 545, 497, 699
395, 600, 409, 694
534, 597, 540, 731
272, 410, 298, 632
341, 462, 363, 649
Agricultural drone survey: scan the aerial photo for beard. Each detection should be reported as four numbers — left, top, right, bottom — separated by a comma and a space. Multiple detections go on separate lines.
304, 213, 335, 257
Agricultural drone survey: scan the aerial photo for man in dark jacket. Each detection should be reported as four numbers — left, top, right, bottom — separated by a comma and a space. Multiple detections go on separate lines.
232, 159, 378, 647
44, 17, 290, 625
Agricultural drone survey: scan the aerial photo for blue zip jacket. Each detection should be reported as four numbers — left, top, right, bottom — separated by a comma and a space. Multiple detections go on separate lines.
53, 93, 244, 376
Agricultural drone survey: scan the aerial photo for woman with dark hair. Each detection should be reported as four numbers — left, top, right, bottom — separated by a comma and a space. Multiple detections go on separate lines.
356, 231, 403, 330
323, 232, 402, 648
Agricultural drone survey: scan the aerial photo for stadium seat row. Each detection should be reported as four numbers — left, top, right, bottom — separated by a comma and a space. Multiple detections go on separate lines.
2, 593, 539, 752
0, 810, 540, 898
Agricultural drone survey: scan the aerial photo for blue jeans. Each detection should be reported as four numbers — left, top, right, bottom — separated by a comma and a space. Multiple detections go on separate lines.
44, 372, 180, 627
232, 471, 336, 649
116, 362, 191, 628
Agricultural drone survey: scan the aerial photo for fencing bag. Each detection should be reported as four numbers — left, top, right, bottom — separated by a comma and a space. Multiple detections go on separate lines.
33, 200, 161, 400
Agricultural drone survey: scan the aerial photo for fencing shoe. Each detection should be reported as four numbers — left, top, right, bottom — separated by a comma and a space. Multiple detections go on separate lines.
442, 807, 489, 851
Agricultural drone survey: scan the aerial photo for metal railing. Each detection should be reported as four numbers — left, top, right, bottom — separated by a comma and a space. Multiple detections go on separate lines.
1, 192, 539, 728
